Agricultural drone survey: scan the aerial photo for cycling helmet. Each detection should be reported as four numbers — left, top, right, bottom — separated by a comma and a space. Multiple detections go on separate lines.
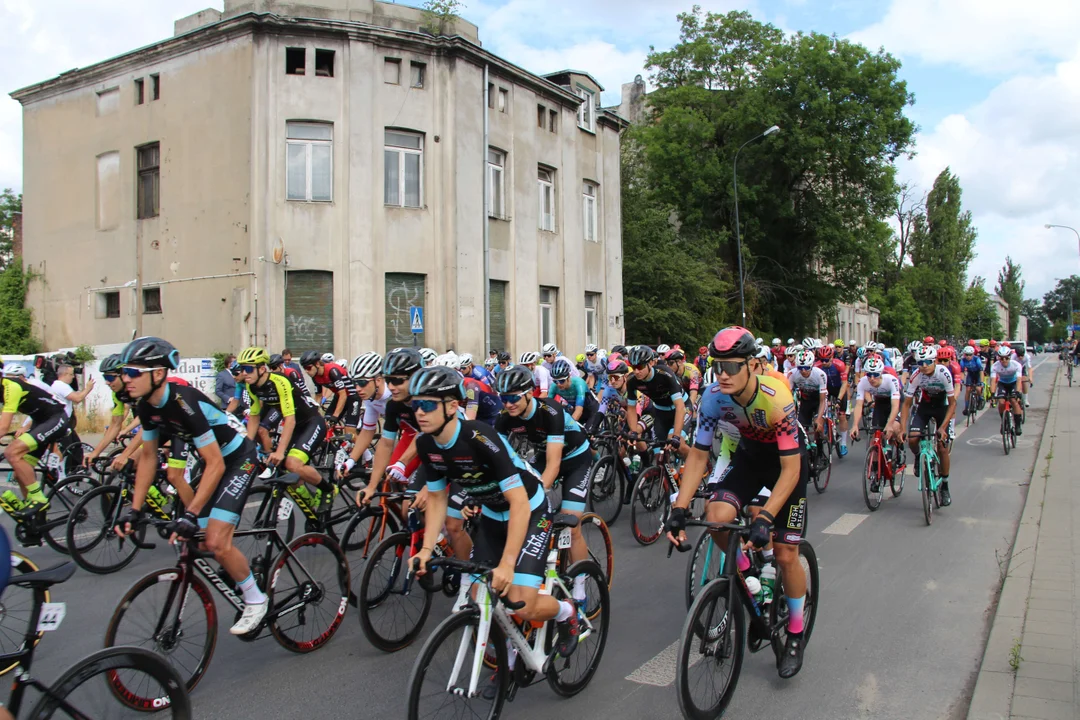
863, 356, 885, 374
817, 345, 834, 361
787, 338, 795, 345
435, 353, 459, 368
585, 344, 598, 354
754, 338, 765, 348
856, 347, 866, 359
419, 348, 438, 366
519, 351, 540, 365
907, 340, 923, 353
784, 347, 797, 357
1015, 344, 1027, 355
607, 358, 630, 375
541, 343, 558, 355
495, 365, 535, 394
702, 367, 716, 385
997, 346, 1012, 358
99, 354, 123, 374
268, 353, 284, 370
924, 336, 935, 345
709, 327, 757, 359
801, 337, 818, 350
237, 346, 271, 365
848, 340, 856, 347
551, 359, 573, 380
771, 338, 781, 346
938, 347, 956, 361
962, 346, 975, 356
754, 345, 772, 361
383, 347, 424, 376
792, 343, 805, 353
575, 353, 586, 364
656, 344, 670, 355
979, 339, 990, 347
120, 336, 179, 369
795, 350, 815, 368
665, 348, 685, 361
320, 352, 335, 364
833, 339, 844, 347
350, 352, 383, 379
938, 339, 947, 347
457, 353, 474, 369
484, 358, 497, 368
914, 345, 938, 362
3, 364, 26, 377
299, 351, 321, 367
611, 345, 628, 356
628, 345, 657, 366
408, 366, 466, 401
496, 350, 511, 363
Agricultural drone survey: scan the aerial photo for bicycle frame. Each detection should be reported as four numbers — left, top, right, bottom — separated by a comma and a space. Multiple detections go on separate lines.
867, 430, 896, 481
917, 423, 942, 494
0, 575, 66, 714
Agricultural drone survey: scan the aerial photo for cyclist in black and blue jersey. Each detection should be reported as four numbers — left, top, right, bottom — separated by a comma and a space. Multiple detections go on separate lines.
624, 345, 688, 457
958, 346, 985, 415
547, 358, 598, 427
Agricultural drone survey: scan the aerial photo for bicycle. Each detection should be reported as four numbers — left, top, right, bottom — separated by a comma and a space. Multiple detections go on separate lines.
104, 513, 350, 693
862, 424, 906, 511
584, 428, 634, 525
405, 517, 610, 719
914, 418, 946, 525
808, 400, 837, 494
630, 438, 684, 545
1, 560, 192, 718
997, 390, 1022, 455
1067, 356, 1074, 387
0, 470, 99, 554
0, 551, 50, 676
672, 519, 819, 719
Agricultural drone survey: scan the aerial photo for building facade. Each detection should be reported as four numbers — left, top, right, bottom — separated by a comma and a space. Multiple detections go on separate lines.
12, 0, 626, 358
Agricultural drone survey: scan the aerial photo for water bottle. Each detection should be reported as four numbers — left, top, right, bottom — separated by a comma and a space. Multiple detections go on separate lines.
292, 483, 315, 507
744, 575, 763, 602
0, 490, 24, 512
760, 563, 777, 605
147, 484, 166, 506
629, 454, 642, 475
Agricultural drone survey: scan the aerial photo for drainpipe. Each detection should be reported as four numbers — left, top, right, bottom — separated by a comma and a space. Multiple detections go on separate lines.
483, 64, 491, 352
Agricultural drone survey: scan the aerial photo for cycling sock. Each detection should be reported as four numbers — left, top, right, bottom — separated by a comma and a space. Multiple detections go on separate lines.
762, 547, 774, 562
786, 595, 805, 634
238, 572, 267, 605
839, 433, 847, 449
555, 600, 574, 622
573, 574, 587, 601
735, 548, 751, 573
25, 482, 45, 504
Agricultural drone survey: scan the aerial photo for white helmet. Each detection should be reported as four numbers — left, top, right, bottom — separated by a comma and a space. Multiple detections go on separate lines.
336, 357, 348, 366
795, 350, 815, 368
863, 356, 886, 374
792, 343, 805, 353
457, 353, 474, 369
914, 345, 938, 363
996, 345, 1013, 358
3, 364, 26, 377
541, 343, 558, 355
483, 357, 496, 368
802, 337, 819, 350
962, 346, 975, 356
349, 352, 383, 379
436, 352, 459, 368
519, 351, 539, 365
702, 367, 716, 385
771, 338, 781, 346
786, 338, 795, 345
584, 343, 598, 354
419, 348, 438, 366
657, 344, 670, 354
755, 337, 764, 347
906, 340, 923, 353
754, 345, 772, 361
320, 352, 335, 364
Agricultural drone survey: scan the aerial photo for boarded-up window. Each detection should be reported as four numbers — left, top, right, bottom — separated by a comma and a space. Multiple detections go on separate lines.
489, 280, 507, 352
385, 272, 425, 349
285, 270, 334, 355
96, 151, 120, 230
96, 88, 118, 117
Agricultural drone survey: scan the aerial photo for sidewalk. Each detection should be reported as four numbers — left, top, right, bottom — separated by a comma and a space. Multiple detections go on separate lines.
969, 363, 1078, 720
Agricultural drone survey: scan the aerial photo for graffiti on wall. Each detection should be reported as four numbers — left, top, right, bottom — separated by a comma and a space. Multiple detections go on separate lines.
286, 314, 333, 350
386, 279, 423, 346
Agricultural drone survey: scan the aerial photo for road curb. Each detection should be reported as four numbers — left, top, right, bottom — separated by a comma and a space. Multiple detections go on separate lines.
966, 361, 1060, 720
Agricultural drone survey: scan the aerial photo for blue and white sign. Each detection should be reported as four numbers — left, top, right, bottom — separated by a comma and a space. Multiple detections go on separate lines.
410, 306, 424, 334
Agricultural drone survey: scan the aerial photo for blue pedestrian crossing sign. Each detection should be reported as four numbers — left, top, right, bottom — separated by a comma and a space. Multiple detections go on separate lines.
410, 306, 424, 334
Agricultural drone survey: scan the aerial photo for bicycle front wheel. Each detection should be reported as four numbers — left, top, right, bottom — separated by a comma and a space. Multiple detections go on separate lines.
358, 531, 432, 652
921, 455, 934, 526
890, 443, 906, 498
684, 529, 723, 611
676, 578, 744, 720
862, 446, 882, 511
66, 484, 142, 574
814, 440, 831, 494
546, 559, 610, 697
1001, 413, 1011, 456
266, 532, 350, 652
406, 608, 507, 720
43, 473, 100, 554
630, 466, 671, 546
0, 553, 46, 676
579, 512, 614, 589
586, 454, 623, 526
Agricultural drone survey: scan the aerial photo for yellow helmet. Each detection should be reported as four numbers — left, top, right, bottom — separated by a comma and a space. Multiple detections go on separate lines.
978, 338, 989, 347
237, 346, 271, 365
833, 339, 844, 347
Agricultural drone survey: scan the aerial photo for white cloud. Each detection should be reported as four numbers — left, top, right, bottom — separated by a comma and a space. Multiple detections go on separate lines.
849, 0, 1080, 75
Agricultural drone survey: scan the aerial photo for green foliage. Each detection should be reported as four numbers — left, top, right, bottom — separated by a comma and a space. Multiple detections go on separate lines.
71, 344, 97, 364
0, 263, 39, 354
872, 283, 922, 346
1042, 275, 1080, 323
961, 276, 1002, 341
636, 8, 915, 336
995, 257, 1024, 338
421, 0, 465, 36
211, 352, 232, 373
0, 188, 21, 271
1021, 299, 1049, 344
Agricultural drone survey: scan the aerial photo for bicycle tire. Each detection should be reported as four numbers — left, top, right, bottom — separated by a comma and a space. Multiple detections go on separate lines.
630, 466, 671, 546
358, 531, 432, 652
65, 484, 143, 574
406, 607, 507, 720
1001, 413, 1011, 456
105, 567, 217, 693
585, 454, 623, 526
546, 559, 610, 697
769, 540, 820, 643
266, 532, 350, 652
0, 552, 46, 676
890, 443, 906, 498
340, 505, 402, 592
862, 445, 882, 511
684, 529, 724, 611
675, 577, 744, 720
921, 455, 934, 526
42, 473, 100, 554
814, 439, 831, 494
579, 512, 614, 590
28, 645, 192, 719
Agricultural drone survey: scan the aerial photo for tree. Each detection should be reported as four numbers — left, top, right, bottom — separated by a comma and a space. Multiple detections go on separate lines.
874, 283, 923, 346
0, 263, 39, 354
1021, 299, 1050, 344
0, 189, 21, 271
995, 257, 1024, 338
421, 0, 465, 36
1042, 275, 1080, 324
637, 8, 915, 335
961, 276, 1002, 341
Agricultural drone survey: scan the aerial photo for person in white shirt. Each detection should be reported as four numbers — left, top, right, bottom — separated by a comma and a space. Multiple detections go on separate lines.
48, 364, 94, 471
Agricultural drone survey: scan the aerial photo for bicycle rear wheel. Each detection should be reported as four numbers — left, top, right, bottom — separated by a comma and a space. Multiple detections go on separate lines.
266, 532, 350, 652
890, 443, 906, 498
0, 553, 46, 676
862, 446, 882, 511
630, 466, 671, 546
234, 485, 296, 571
358, 531, 432, 652
586, 454, 623, 526
546, 559, 610, 697
341, 505, 401, 594
1001, 413, 1011, 456
65, 484, 143, 574
579, 512, 613, 589
675, 578, 744, 720
42, 473, 100, 554
29, 646, 192, 720
684, 529, 724, 611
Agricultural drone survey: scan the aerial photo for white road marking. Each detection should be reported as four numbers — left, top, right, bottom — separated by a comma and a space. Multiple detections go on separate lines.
821, 512, 869, 535
625, 639, 685, 686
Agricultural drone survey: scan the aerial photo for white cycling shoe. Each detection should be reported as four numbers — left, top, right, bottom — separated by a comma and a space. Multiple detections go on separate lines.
230, 600, 268, 635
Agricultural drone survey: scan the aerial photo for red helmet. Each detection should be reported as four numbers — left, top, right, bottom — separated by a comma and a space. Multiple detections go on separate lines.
989, 339, 998, 347
1001, 341, 1011, 348
937, 339, 947, 347
938, 347, 956, 361
967, 339, 977, 347
698, 347, 708, 356
817, 345, 834, 361
709, 327, 757, 359
924, 336, 935, 344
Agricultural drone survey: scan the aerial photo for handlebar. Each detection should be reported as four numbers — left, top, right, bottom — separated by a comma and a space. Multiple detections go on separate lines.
666, 519, 749, 557
421, 557, 526, 610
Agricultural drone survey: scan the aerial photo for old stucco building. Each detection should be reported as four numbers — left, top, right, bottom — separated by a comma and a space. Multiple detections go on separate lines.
12, 0, 626, 358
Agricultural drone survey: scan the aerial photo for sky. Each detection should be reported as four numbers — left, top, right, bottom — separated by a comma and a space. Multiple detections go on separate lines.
2, 0, 1079, 300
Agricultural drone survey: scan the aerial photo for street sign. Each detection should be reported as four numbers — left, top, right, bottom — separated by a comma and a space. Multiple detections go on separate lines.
410, 306, 424, 334
1069, 324, 1080, 332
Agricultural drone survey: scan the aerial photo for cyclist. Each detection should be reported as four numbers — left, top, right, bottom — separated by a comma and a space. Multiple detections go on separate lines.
788, 350, 828, 447
495, 366, 593, 602
339, 352, 387, 478
493, 350, 512, 377
752, 345, 787, 383
583, 344, 607, 390
849, 356, 904, 474
596, 357, 630, 428
113, 337, 267, 635
443, 354, 501, 427
665, 348, 702, 408
459, 353, 496, 386
694, 346, 710, 375
409, 366, 582, 658
358, 348, 424, 505
518, 352, 552, 398
624, 345, 688, 458
547, 358, 598, 426
814, 344, 850, 457
269, 353, 310, 396
900, 344, 957, 506
959, 346, 984, 415
302, 352, 362, 436
990, 346, 1025, 436
1013, 344, 1032, 408
85, 354, 144, 473
667, 326, 810, 679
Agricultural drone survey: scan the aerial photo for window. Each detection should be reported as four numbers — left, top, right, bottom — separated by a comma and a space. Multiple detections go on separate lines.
385, 273, 426, 348
98, 291, 120, 319
143, 287, 162, 314
585, 293, 600, 348
315, 49, 334, 77
487, 83, 495, 108
286, 47, 306, 75
577, 87, 595, 132
582, 181, 598, 242
150, 74, 160, 100
498, 88, 508, 113
96, 88, 118, 117
538, 167, 555, 231
134, 78, 144, 105
384, 130, 423, 208
384, 58, 401, 84
136, 142, 160, 219
286, 122, 333, 202
549, 109, 558, 133
487, 149, 505, 218
540, 287, 557, 348
285, 270, 334, 354
410, 62, 426, 88
489, 280, 508, 351
537, 104, 546, 128
96, 151, 120, 231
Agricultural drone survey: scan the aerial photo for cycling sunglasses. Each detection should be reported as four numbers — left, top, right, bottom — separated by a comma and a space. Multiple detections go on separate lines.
632, 363, 650, 371
354, 378, 372, 388
120, 367, 153, 378
102, 373, 118, 383
302, 363, 316, 371
411, 398, 445, 413
385, 375, 409, 386
865, 372, 882, 379
586, 352, 596, 357
555, 377, 570, 384
917, 359, 935, 366
713, 359, 748, 376
238, 364, 259, 374
500, 393, 525, 405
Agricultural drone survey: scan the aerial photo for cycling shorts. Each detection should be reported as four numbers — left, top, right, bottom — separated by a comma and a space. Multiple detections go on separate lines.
470, 493, 553, 588
706, 443, 809, 545
645, 406, 676, 442
996, 381, 1019, 397
871, 397, 899, 431
796, 395, 821, 431
259, 408, 283, 432
286, 416, 327, 464
167, 437, 190, 470
553, 453, 592, 514
198, 440, 258, 528
18, 412, 72, 458
908, 402, 948, 437
963, 371, 983, 387
826, 385, 848, 413
340, 396, 362, 429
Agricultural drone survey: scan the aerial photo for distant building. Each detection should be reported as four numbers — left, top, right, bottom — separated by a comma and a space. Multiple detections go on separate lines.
829, 297, 879, 347
990, 294, 1011, 337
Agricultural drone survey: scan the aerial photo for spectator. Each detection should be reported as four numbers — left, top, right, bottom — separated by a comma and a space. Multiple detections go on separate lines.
215, 353, 237, 407
280, 348, 303, 376
50, 364, 94, 471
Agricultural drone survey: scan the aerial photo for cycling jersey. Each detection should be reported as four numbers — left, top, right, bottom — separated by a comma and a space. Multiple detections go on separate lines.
542, 354, 582, 379
280, 366, 310, 396
1, 377, 69, 423
467, 365, 497, 387
361, 386, 392, 431
597, 384, 628, 414
815, 359, 848, 392
583, 359, 607, 385
991, 359, 1024, 384
626, 365, 686, 411
383, 399, 418, 442
311, 363, 358, 396
111, 388, 136, 417
463, 376, 501, 425
495, 397, 590, 470
547, 376, 593, 412
245, 373, 321, 424
694, 375, 801, 456
904, 366, 955, 405
137, 381, 247, 458
959, 356, 984, 380
946, 360, 962, 386
856, 374, 902, 401
673, 363, 702, 398
531, 365, 552, 397
788, 367, 827, 398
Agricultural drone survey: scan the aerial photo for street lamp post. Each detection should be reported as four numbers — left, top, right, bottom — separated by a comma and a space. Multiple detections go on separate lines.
1045, 224, 1080, 338
732, 124, 780, 328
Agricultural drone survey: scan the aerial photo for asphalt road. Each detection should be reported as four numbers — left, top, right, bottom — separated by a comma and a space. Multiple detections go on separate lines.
3, 357, 1057, 720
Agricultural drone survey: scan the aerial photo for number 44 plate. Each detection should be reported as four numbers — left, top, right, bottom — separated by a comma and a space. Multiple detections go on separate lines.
37, 603, 66, 632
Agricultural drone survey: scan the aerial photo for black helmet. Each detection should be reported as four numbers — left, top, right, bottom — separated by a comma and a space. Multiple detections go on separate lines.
709, 326, 757, 359
268, 353, 284, 369
611, 344, 628, 356
495, 365, 534, 394
408, 366, 465, 401
496, 350, 511, 363
99, 354, 123, 374
551, 358, 572, 380
120, 336, 179, 369
299, 350, 321, 368
627, 345, 656, 367
383, 347, 424, 377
